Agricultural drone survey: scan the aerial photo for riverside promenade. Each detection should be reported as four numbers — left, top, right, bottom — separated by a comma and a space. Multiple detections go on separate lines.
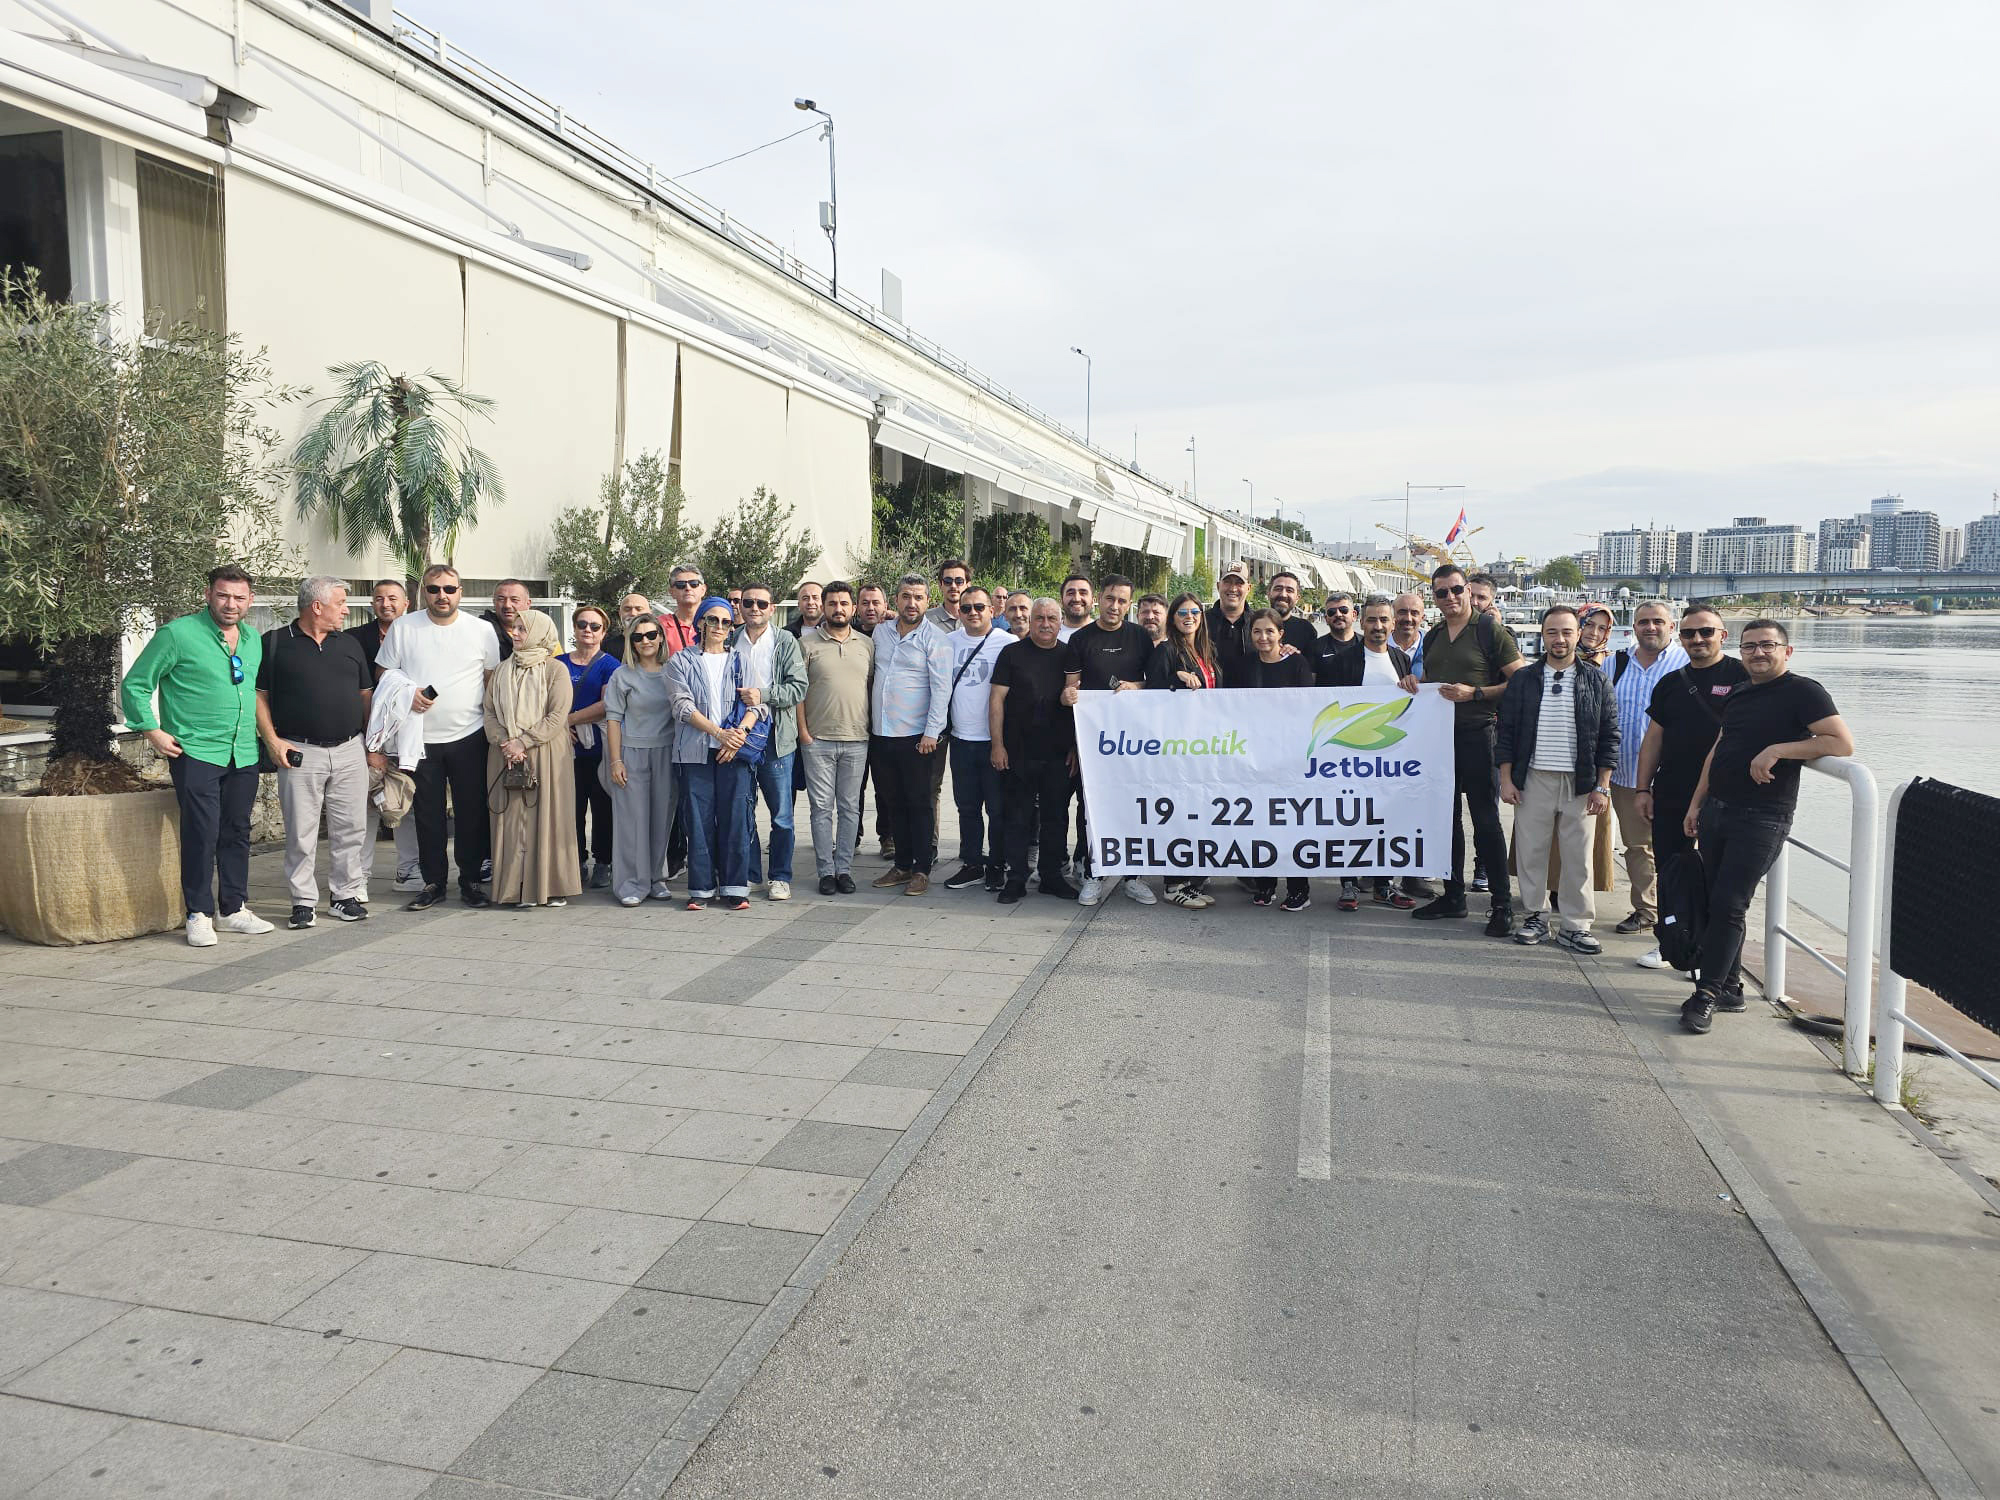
1, 840, 1995, 1498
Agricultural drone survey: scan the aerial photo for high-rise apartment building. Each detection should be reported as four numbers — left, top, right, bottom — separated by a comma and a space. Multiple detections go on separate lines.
1964, 513, 2000, 571
1596, 527, 1680, 576
1940, 526, 1964, 571
1859, 495, 1943, 570
1817, 517, 1872, 572
1694, 517, 1814, 574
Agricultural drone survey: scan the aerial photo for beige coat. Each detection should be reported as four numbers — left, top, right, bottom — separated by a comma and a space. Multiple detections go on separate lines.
483, 659, 581, 905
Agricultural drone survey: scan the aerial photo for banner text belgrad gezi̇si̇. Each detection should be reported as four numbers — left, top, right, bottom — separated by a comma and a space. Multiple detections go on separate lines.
1073, 687, 1453, 878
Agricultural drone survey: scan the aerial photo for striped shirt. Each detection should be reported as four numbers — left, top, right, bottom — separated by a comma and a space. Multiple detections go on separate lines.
1530, 665, 1580, 772
1610, 643, 1687, 787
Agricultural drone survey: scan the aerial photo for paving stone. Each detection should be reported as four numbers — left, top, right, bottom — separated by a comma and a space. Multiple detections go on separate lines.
476, 1144, 746, 1219
417, 1480, 550, 1500
804, 1081, 934, 1130
7, 1305, 394, 1440
43, 1157, 340, 1234
751, 1041, 870, 1080
0, 1285, 129, 1384
417, 1049, 647, 1101
663, 956, 798, 1001
757, 1120, 902, 1179
0, 1145, 139, 1207
0, 1204, 134, 1289
262, 1121, 528, 1191
448, 1370, 689, 1500
827, 989, 1009, 1025
842, 1048, 962, 1090
246, 1034, 471, 1083
636, 1220, 818, 1304
703, 1165, 861, 1235
279, 1252, 626, 1365
0, 1046, 223, 1100
293, 1347, 542, 1469
153, 1063, 317, 1111
553, 1287, 761, 1389
24, 1414, 433, 1498
27, 1221, 365, 1321
0, 1392, 127, 1495
586, 1028, 778, 1071
267, 1180, 572, 1265
507, 1208, 694, 1285
649, 1110, 798, 1165
247, 1075, 686, 1154
873, 1019, 986, 1054
603, 1065, 833, 1118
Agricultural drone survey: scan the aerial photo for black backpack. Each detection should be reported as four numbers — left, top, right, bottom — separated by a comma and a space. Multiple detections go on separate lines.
1653, 849, 1709, 974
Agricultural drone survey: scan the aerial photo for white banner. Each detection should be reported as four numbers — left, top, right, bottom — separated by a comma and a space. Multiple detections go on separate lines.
1073, 687, 1455, 878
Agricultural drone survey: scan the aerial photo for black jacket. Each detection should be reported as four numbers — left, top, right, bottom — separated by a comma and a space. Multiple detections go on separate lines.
1494, 658, 1620, 796
1317, 639, 1413, 688
1145, 639, 1218, 690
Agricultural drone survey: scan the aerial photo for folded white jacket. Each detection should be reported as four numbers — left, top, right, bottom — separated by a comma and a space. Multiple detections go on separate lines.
366, 669, 428, 771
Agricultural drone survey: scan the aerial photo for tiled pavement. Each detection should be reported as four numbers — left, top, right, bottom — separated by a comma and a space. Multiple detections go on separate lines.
0, 840, 1085, 1499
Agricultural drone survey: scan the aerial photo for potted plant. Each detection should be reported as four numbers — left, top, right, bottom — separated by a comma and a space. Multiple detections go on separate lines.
0, 277, 293, 944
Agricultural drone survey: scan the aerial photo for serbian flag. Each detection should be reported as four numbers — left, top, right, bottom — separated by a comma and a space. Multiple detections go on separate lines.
1443, 507, 1468, 544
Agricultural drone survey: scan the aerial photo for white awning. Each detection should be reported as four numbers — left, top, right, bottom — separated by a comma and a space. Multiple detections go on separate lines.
1142, 521, 1185, 561
1081, 502, 1150, 553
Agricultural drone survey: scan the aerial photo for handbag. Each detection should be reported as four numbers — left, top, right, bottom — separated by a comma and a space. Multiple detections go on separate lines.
719, 652, 770, 766
501, 759, 538, 791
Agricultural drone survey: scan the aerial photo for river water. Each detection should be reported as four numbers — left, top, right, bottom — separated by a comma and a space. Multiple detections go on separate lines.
1767, 615, 2000, 925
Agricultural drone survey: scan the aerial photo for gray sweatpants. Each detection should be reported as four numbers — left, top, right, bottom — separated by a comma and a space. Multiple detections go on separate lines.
803, 738, 867, 877
609, 744, 677, 903
278, 735, 370, 905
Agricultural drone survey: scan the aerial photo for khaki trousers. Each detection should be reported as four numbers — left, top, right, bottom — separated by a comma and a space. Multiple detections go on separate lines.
277, 735, 371, 905
1515, 768, 1593, 932
1609, 783, 1657, 921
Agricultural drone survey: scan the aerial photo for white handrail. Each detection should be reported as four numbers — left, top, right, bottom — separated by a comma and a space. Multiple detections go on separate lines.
1759, 756, 1878, 1077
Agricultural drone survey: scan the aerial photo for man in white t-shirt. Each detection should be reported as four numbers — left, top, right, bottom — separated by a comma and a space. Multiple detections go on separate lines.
374, 563, 501, 910
941, 587, 1011, 892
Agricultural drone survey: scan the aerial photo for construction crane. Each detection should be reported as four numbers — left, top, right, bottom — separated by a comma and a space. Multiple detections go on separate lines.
1373, 522, 1486, 583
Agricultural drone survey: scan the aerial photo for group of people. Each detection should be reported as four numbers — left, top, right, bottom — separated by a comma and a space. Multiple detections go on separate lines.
121, 556, 1851, 1037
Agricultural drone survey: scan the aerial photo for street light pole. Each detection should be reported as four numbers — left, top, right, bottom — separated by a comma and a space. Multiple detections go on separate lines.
793, 98, 837, 297
1242, 478, 1254, 516
1069, 346, 1091, 445
1186, 436, 1198, 502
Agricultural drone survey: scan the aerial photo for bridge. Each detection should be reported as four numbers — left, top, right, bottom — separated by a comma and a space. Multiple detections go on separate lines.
1585, 569, 2000, 600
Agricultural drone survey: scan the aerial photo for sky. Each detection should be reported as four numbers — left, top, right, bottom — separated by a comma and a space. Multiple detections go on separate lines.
402, 0, 2000, 561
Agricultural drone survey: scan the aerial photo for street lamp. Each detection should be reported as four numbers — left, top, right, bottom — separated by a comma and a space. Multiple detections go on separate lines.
1186, 436, 1198, 502
1372, 482, 1464, 541
793, 98, 837, 297
1069, 346, 1091, 445
1242, 478, 1254, 517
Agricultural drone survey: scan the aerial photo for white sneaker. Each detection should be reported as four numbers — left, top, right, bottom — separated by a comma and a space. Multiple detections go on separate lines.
1122, 878, 1157, 906
1077, 877, 1105, 906
185, 913, 217, 948
1636, 947, 1666, 970
768, 880, 791, 902
619, 894, 644, 908
218, 908, 274, 935
649, 880, 672, 901
1189, 891, 1215, 909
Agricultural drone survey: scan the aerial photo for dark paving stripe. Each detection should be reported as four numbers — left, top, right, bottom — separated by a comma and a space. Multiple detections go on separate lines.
155, 1065, 316, 1111
0, 1144, 139, 1206
164, 917, 395, 994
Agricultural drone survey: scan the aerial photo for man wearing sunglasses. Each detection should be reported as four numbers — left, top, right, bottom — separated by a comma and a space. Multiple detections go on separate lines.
1416, 563, 1523, 935
730, 582, 809, 899
942, 588, 1010, 891
1603, 600, 1686, 945
925, 559, 972, 632
376, 563, 502, 910
121, 565, 276, 947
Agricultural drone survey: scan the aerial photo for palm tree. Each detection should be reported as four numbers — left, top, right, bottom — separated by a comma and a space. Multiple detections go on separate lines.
291, 361, 505, 575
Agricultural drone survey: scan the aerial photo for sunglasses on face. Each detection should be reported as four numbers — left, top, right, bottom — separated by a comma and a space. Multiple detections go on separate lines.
959, 602, 989, 613
629, 629, 661, 642
942, 577, 968, 588
425, 584, 459, 595
742, 599, 771, 610
1680, 626, 1718, 640
576, 621, 603, 631
700, 615, 731, 628
1434, 584, 1466, 597
1174, 608, 1202, 619
671, 579, 702, 589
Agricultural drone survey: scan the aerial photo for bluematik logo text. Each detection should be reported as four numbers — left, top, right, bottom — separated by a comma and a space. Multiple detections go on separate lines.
1096, 730, 1247, 758
1304, 698, 1422, 780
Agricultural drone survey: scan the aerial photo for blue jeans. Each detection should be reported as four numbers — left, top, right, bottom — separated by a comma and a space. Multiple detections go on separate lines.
949, 737, 1003, 868
744, 750, 796, 885
681, 759, 752, 899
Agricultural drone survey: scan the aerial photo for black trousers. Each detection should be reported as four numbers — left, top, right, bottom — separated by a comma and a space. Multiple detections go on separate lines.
865, 737, 893, 843
1447, 722, 1511, 906
1695, 798, 1791, 999
411, 727, 490, 891
168, 754, 259, 917
1003, 755, 1071, 889
872, 734, 938, 874
574, 754, 613, 866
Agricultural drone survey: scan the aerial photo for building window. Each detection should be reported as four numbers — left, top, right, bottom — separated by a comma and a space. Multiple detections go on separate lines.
137, 154, 223, 333
0, 131, 70, 299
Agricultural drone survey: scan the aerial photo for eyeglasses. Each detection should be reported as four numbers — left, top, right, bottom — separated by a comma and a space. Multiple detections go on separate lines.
575, 620, 603, 631
1434, 583, 1466, 597
959, 602, 989, 613
1679, 626, 1718, 639
1741, 641, 1785, 654
670, 579, 703, 589
628, 629, 661, 642
424, 584, 460, 595
742, 599, 771, 611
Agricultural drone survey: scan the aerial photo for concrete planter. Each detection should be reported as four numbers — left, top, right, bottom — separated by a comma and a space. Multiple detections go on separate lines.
0, 788, 182, 945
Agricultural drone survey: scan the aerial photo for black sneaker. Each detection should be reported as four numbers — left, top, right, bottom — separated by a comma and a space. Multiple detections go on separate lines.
287, 905, 316, 930
818, 876, 838, 896
588, 863, 613, 890
404, 884, 444, 912
478, 858, 492, 883
1281, 889, 1311, 913
1040, 877, 1080, 901
1614, 910, 1651, 935
1715, 989, 1747, 1013
1680, 992, 1716, 1033
985, 871, 1007, 892
1250, 890, 1275, 907
1470, 862, 1489, 894
998, 885, 1026, 904
943, 865, 985, 891
1412, 896, 1469, 921
1554, 927, 1602, 955
1485, 907, 1515, 938
330, 898, 367, 922
834, 874, 857, 894
1514, 913, 1549, 946
460, 885, 492, 909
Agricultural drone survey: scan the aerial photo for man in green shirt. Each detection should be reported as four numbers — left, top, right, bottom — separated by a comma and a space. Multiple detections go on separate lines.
1416, 563, 1524, 935
119, 565, 276, 948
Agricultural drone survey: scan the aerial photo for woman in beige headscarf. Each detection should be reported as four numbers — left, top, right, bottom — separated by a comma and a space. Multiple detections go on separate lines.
483, 610, 581, 907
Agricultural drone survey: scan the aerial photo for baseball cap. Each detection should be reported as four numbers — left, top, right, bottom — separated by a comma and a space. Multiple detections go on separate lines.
1221, 562, 1250, 583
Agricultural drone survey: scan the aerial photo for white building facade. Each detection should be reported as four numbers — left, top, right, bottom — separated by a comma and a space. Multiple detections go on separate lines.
1693, 518, 1814, 574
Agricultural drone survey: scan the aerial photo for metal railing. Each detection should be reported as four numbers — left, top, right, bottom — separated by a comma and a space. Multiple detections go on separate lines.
1872, 780, 2000, 1108
1760, 757, 1879, 1076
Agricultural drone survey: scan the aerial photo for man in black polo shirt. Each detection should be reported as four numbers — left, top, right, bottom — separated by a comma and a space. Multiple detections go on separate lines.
1206, 562, 1255, 686
989, 598, 1079, 904
1633, 605, 1747, 972
1060, 574, 1157, 906
1264, 570, 1320, 659
257, 576, 375, 929
1676, 618, 1852, 1034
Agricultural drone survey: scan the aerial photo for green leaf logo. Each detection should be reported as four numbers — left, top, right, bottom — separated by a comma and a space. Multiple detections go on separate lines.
1305, 697, 1411, 757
